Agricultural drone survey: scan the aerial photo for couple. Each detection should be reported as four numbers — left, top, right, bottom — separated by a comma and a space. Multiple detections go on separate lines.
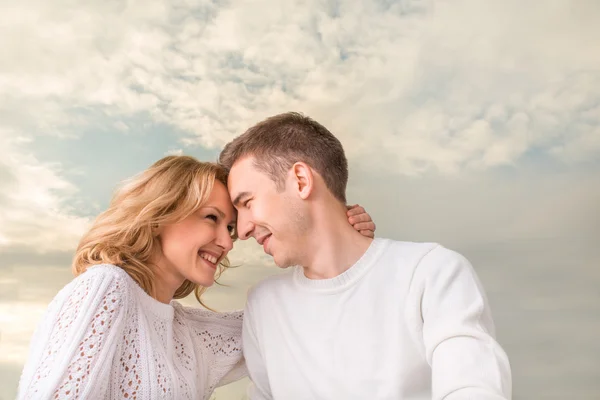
18, 112, 512, 399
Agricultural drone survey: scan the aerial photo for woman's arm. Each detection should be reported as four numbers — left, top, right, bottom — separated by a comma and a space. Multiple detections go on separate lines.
179, 306, 246, 398
18, 266, 130, 399
347, 204, 377, 238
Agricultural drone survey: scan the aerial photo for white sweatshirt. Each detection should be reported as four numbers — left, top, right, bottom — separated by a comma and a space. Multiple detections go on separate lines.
242, 239, 512, 399
18, 264, 246, 400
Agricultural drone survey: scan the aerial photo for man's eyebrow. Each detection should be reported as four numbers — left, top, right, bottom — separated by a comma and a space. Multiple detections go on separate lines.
232, 191, 251, 208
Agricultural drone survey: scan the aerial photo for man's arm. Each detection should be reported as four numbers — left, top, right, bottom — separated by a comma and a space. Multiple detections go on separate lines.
242, 296, 273, 400
412, 245, 512, 399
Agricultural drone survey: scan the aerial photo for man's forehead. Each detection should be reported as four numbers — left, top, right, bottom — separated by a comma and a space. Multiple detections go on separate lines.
228, 156, 263, 184
230, 155, 255, 172
228, 158, 251, 185
227, 156, 257, 197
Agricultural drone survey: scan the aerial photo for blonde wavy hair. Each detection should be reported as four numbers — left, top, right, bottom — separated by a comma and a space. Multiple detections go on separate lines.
73, 155, 233, 307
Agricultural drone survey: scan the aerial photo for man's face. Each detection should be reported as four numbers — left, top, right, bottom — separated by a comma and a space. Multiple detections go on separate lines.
228, 156, 308, 268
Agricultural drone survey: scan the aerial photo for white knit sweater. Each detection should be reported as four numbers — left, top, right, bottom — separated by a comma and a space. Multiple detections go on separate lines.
242, 239, 512, 399
17, 264, 246, 400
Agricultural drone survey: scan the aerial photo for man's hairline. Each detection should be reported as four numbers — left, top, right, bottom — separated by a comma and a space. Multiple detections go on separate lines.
226, 151, 347, 203
227, 152, 289, 185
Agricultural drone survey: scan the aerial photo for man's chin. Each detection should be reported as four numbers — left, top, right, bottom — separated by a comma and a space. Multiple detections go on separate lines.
272, 256, 295, 269
273, 258, 286, 268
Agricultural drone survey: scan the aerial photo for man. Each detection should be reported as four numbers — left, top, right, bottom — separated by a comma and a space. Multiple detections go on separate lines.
219, 112, 512, 399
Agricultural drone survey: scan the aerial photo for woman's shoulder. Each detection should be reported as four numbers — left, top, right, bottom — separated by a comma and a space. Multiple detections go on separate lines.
70, 263, 139, 291
52, 264, 135, 305
83, 263, 133, 281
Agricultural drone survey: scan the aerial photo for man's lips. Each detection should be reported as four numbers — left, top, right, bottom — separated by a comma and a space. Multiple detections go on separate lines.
257, 234, 272, 253
257, 234, 271, 246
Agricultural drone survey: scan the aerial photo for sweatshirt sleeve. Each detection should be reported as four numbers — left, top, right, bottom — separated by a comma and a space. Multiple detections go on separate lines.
17, 267, 130, 400
408, 245, 512, 399
242, 292, 273, 400
179, 306, 247, 397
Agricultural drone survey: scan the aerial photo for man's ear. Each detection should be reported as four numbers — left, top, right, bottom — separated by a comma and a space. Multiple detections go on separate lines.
290, 162, 313, 200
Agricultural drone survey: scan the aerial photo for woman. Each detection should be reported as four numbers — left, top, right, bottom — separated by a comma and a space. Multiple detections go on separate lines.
17, 155, 376, 400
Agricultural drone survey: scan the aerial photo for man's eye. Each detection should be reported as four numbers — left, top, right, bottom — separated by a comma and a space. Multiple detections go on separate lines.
243, 199, 251, 208
206, 214, 218, 222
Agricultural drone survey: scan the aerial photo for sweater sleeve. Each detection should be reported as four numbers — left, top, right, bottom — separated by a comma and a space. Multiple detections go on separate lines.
242, 293, 273, 400
17, 267, 130, 400
179, 306, 247, 397
408, 245, 512, 400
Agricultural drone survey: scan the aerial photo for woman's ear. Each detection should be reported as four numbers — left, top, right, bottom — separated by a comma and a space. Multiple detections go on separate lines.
152, 223, 163, 237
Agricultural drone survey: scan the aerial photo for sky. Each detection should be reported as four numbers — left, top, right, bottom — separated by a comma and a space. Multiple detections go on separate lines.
0, 0, 599, 398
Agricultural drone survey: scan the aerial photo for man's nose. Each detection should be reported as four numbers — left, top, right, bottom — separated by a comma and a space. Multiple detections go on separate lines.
236, 212, 254, 241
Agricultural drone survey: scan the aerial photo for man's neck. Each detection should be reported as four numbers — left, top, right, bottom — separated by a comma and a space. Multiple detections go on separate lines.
301, 203, 373, 280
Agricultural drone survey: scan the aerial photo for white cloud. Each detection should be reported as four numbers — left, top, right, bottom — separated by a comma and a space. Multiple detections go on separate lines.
0, 302, 48, 364
349, 167, 600, 249
0, 0, 596, 286
165, 148, 184, 156
1, 0, 597, 177
0, 131, 90, 254
1, 3, 598, 398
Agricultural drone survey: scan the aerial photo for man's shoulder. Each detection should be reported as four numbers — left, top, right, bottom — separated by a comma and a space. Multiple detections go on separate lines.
246, 269, 295, 302
375, 240, 480, 295
376, 238, 440, 261
410, 242, 472, 269
405, 242, 478, 284
376, 239, 472, 274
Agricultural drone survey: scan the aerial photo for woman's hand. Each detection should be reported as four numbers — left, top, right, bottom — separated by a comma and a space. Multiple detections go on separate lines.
347, 204, 376, 238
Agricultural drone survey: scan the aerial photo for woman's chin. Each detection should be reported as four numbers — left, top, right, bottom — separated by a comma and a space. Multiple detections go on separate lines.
202, 279, 215, 287
191, 274, 216, 288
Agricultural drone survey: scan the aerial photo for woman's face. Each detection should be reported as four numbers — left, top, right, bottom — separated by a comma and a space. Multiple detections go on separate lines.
158, 181, 236, 288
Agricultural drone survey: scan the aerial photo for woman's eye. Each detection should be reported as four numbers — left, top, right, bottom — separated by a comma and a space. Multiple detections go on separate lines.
227, 225, 236, 235
206, 214, 218, 222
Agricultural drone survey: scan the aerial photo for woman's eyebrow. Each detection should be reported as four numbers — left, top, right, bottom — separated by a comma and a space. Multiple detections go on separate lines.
202, 206, 225, 218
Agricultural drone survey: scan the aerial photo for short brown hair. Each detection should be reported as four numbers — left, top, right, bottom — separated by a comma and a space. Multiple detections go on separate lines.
219, 112, 348, 203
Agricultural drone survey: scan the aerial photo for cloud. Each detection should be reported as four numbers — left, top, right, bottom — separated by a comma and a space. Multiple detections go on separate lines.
1, 2, 598, 398
165, 148, 184, 156
0, 132, 90, 254
0, 265, 74, 399
0, 361, 23, 400
0, 301, 49, 364
1, 0, 597, 178
348, 165, 600, 250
